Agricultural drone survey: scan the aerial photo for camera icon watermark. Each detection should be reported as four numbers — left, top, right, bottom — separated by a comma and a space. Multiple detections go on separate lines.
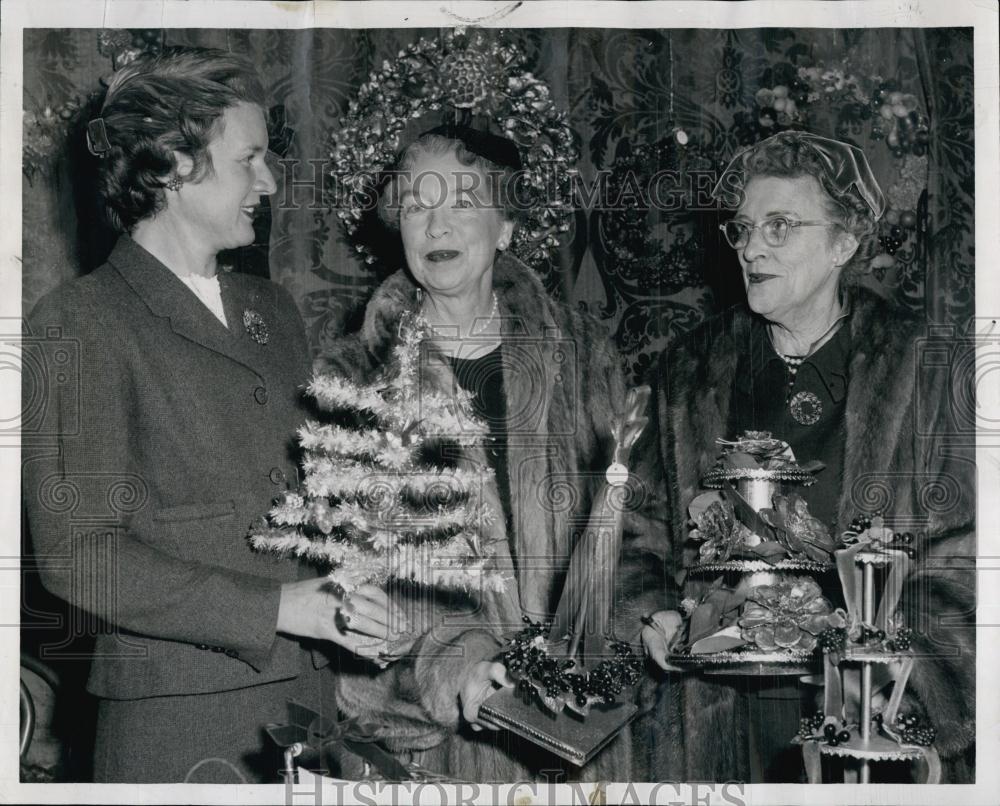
915, 320, 997, 440
5, 321, 81, 438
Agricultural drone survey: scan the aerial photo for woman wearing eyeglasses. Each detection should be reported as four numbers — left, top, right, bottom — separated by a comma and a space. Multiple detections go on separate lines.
633, 131, 975, 782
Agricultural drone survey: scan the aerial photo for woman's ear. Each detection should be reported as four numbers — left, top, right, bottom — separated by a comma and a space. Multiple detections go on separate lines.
171, 150, 196, 182
497, 219, 516, 251
833, 229, 860, 267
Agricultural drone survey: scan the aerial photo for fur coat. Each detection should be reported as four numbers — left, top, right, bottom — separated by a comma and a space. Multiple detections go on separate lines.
313, 252, 672, 782
630, 286, 976, 782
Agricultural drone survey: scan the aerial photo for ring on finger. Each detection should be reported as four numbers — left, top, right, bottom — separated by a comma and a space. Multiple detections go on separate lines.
334, 607, 351, 632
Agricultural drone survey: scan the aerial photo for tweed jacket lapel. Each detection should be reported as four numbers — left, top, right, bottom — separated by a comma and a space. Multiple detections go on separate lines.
109, 236, 264, 377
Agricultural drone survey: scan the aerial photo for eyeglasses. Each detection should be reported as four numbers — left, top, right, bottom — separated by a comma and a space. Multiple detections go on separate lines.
718, 216, 836, 249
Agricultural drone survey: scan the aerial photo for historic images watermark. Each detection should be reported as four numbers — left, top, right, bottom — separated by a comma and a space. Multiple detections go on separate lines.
275, 163, 735, 216
282, 778, 748, 806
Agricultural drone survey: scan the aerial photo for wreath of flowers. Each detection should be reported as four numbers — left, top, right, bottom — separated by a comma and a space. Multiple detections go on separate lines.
327, 27, 579, 272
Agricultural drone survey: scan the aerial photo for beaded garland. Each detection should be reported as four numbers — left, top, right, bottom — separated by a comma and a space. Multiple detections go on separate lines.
500, 617, 643, 713
845, 511, 920, 560
798, 709, 936, 748
327, 27, 579, 272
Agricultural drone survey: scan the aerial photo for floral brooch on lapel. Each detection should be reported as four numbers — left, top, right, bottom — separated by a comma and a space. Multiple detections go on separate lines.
242, 308, 270, 345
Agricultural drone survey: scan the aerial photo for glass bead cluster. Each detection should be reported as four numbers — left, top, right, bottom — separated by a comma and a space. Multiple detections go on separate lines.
846, 512, 920, 559
889, 712, 937, 746
500, 617, 642, 708
799, 710, 935, 748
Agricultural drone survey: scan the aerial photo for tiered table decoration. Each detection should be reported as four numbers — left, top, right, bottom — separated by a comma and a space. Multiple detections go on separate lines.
794, 515, 941, 783
668, 431, 842, 675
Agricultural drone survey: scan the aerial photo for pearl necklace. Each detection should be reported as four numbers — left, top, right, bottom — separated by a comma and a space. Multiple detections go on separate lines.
469, 291, 500, 337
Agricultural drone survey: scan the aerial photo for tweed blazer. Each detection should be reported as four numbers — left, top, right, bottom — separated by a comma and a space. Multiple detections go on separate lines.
22, 236, 313, 700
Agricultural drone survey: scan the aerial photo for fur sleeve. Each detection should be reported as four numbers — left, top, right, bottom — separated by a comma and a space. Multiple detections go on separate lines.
899, 569, 976, 758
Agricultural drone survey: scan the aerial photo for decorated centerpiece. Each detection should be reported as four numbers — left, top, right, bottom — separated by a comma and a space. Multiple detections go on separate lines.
794, 514, 940, 783
668, 431, 844, 674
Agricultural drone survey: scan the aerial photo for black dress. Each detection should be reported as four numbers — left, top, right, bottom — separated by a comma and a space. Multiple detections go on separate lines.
725, 316, 852, 781
447, 344, 515, 559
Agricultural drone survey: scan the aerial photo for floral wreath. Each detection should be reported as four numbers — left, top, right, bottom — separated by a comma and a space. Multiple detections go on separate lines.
327, 27, 579, 273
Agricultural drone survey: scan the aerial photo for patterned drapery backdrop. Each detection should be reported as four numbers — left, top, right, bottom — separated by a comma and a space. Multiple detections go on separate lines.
22, 28, 974, 382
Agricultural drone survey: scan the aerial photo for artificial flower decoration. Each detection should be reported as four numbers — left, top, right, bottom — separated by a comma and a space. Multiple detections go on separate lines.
700, 431, 821, 488
739, 579, 846, 652
327, 27, 579, 272
690, 496, 755, 563
761, 493, 838, 563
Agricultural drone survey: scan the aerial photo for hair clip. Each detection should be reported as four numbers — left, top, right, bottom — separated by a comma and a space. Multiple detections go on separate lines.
86, 117, 111, 157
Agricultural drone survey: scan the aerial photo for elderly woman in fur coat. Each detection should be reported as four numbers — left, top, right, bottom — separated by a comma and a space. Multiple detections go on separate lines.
635, 132, 975, 783
313, 126, 667, 782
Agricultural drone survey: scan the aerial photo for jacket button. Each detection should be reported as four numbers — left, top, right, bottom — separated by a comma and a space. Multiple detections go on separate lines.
210, 646, 225, 653
268, 467, 286, 485
195, 644, 209, 651
253, 386, 268, 405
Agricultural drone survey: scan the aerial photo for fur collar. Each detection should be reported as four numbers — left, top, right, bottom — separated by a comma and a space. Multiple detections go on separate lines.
357, 251, 560, 356
667, 286, 921, 531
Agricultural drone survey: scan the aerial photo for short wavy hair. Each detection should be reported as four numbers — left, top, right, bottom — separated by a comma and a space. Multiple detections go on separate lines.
92, 46, 266, 233
728, 136, 880, 284
377, 134, 522, 229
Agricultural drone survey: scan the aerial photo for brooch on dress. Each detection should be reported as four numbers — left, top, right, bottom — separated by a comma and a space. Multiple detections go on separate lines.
789, 390, 822, 425
243, 308, 269, 345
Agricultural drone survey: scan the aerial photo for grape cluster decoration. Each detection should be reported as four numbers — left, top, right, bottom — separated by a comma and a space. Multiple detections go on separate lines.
500, 617, 642, 714
798, 711, 853, 746
845, 511, 920, 560
890, 712, 937, 747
